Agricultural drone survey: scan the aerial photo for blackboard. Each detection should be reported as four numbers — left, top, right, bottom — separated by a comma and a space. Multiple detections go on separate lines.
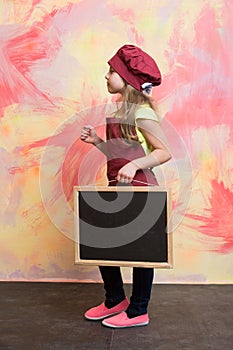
74, 186, 173, 268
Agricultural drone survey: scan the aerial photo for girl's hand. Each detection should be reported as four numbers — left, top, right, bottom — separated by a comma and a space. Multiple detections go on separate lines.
80, 125, 98, 144
116, 162, 139, 183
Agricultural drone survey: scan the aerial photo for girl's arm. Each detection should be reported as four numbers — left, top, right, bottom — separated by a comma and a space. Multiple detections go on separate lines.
116, 119, 171, 183
133, 118, 171, 168
81, 125, 107, 154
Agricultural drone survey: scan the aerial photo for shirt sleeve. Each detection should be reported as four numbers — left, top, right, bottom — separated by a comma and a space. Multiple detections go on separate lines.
135, 105, 160, 123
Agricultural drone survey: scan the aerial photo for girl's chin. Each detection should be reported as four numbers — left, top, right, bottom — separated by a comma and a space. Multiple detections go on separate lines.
107, 87, 122, 95
107, 88, 116, 94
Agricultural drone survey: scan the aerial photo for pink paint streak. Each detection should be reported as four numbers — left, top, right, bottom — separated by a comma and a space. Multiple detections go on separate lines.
108, 4, 144, 45
0, 1, 138, 114
18, 104, 108, 205
0, 17, 60, 111
188, 180, 233, 254
159, 3, 233, 140
61, 124, 106, 201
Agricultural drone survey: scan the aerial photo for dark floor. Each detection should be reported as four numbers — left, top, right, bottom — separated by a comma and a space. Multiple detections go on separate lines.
0, 282, 232, 350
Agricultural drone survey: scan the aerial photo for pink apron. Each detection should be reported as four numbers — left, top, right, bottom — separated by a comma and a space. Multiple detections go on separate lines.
106, 117, 158, 186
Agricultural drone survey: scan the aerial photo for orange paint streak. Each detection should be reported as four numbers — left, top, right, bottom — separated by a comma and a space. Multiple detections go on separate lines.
2, 124, 11, 136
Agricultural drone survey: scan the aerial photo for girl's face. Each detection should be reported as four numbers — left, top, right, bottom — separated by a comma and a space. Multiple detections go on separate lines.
105, 67, 126, 94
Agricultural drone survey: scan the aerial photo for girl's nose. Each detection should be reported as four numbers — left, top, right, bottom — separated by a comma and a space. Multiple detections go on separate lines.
105, 72, 109, 80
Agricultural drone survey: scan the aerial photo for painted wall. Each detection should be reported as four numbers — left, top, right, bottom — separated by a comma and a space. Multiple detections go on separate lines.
0, 0, 232, 283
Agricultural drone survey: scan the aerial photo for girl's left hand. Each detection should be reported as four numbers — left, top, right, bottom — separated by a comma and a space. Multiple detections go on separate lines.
116, 162, 139, 183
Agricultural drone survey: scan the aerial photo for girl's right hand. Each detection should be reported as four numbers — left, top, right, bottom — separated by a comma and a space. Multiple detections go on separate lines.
80, 125, 98, 144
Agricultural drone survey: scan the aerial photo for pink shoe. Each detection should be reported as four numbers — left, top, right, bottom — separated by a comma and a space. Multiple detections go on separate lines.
84, 297, 129, 321
102, 311, 149, 328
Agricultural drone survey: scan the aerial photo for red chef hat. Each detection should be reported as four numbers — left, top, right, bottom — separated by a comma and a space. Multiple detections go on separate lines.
108, 44, 161, 92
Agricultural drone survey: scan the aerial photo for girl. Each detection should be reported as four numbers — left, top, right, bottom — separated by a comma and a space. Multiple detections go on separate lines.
80, 44, 171, 328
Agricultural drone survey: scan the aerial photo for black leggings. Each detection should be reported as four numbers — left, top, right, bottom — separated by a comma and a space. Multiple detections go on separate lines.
99, 266, 154, 317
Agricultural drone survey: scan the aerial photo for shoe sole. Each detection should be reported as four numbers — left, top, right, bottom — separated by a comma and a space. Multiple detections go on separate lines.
85, 311, 123, 321
102, 320, 149, 328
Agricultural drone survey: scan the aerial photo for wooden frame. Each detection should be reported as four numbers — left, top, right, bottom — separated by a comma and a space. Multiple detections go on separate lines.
74, 186, 173, 268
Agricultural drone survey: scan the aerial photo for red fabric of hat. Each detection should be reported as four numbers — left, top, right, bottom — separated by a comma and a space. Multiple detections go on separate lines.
108, 45, 161, 91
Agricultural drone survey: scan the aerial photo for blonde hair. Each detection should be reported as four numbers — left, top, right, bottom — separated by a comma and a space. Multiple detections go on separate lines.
114, 84, 156, 143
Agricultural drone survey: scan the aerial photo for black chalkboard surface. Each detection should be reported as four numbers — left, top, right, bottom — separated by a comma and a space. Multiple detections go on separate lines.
74, 186, 172, 268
